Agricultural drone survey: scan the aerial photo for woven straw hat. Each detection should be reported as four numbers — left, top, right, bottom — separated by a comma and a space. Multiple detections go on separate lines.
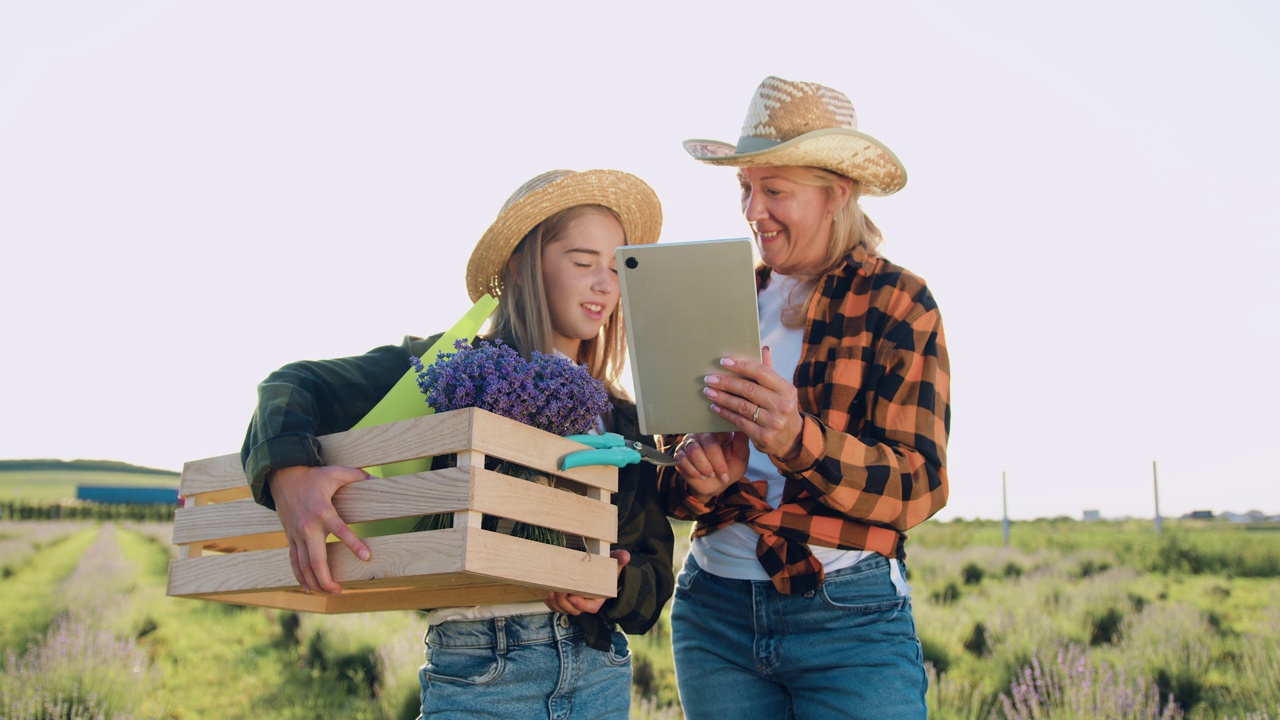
683, 76, 907, 196
466, 169, 662, 302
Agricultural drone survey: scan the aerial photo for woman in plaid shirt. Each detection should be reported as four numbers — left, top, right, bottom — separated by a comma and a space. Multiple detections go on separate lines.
661, 77, 951, 719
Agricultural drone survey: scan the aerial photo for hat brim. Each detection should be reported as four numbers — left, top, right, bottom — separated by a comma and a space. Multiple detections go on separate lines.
683, 128, 906, 197
467, 169, 663, 303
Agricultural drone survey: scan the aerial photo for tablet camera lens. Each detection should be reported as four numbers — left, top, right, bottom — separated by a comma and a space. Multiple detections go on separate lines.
625, 257, 638, 269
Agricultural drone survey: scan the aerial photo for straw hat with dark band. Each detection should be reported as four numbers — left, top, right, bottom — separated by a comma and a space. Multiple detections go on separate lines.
466, 169, 662, 302
683, 76, 907, 197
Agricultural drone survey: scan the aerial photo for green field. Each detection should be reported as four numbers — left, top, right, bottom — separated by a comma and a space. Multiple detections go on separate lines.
2, 517, 1278, 720
1, 461, 1276, 719
0, 460, 179, 500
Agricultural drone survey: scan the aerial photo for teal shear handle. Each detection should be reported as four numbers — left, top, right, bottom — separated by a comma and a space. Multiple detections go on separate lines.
560, 432, 676, 470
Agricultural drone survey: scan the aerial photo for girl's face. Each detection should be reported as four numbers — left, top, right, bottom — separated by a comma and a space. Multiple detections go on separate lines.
739, 166, 846, 275
541, 209, 626, 359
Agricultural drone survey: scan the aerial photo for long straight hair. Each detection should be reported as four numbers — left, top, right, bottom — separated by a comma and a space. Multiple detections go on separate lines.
793, 166, 883, 270
489, 204, 630, 399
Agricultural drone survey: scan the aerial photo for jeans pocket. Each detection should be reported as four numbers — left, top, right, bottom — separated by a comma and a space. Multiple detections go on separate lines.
675, 560, 702, 595
819, 568, 905, 615
422, 644, 504, 686
605, 629, 632, 667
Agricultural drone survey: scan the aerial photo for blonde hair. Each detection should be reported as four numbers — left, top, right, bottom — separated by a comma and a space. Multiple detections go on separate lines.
489, 204, 630, 399
745, 167, 884, 326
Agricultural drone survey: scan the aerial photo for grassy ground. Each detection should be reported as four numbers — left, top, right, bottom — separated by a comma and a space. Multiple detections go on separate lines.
0, 525, 98, 650
908, 521, 1280, 718
2, 518, 1277, 719
1, 521, 428, 720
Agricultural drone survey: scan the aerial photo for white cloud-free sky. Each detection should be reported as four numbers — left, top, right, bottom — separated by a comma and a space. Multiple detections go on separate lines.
2, 1, 1277, 521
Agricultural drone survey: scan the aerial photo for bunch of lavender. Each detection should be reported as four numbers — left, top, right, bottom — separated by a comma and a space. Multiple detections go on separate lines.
408, 338, 611, 545
411, 338, 611, 436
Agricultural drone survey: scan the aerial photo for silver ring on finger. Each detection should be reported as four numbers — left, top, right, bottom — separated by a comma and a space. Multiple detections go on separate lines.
751, 405, 761, 423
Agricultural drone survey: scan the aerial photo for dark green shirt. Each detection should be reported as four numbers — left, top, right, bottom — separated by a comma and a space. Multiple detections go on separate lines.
241, 334, 675, 651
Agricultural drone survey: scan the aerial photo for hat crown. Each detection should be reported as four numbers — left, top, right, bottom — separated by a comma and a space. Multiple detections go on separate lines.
466, 169, 662, 302
499, 169, 576, 215
738, 76, 859, 149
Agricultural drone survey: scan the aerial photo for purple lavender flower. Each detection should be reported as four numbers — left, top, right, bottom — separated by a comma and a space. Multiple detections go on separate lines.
998, 644, 1185, 720
414, 339, 611, 436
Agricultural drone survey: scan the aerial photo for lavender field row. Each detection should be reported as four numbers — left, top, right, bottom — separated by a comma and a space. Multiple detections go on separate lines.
1, 519, 1277, 719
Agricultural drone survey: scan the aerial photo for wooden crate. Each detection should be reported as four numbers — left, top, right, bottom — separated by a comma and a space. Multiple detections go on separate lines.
167, 407, 619, 613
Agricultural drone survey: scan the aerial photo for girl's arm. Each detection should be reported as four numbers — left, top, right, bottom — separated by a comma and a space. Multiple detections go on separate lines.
241, 336, 438, 507
601, 459, 676, 635
239, 335, 438, 593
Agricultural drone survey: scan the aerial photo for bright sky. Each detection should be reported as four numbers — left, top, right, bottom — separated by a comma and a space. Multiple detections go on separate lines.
2, 1, 1277, 522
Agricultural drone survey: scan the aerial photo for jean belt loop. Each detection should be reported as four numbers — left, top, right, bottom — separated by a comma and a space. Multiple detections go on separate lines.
494, 616, 508, 656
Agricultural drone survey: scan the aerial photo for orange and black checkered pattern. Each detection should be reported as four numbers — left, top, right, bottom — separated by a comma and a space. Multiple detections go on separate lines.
661, 244, 950, 595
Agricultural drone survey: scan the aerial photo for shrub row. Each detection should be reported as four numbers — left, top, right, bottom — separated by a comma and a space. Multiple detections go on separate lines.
0, 500, 175, 523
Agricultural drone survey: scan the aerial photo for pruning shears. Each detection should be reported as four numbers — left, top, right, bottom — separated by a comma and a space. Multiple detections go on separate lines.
560, 432, 677, 470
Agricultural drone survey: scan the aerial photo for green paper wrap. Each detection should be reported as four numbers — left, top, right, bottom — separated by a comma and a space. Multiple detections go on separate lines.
348, 294, 498, 538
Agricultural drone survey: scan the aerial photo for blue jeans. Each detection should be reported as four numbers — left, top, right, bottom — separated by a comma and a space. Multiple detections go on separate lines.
417, 612, 632, 720
670, 553, 928, 720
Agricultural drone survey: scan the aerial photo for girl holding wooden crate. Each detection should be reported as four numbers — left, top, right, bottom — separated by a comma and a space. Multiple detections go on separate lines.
241, 169, 674, 720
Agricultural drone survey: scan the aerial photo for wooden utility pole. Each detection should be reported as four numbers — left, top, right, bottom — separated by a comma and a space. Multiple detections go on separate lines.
1002, 471, 1010, 547
1153, 460, 1163, 534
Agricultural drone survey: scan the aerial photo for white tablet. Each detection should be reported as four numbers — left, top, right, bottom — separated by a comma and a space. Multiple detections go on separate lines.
616, 238, 762, 436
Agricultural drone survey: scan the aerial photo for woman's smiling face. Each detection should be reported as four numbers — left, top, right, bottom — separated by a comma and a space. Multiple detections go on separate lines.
739, 166, 846, 276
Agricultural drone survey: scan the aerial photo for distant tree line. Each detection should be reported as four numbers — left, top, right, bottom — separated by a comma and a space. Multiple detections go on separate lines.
0, 499, 176, 523
0, 459, 179, 476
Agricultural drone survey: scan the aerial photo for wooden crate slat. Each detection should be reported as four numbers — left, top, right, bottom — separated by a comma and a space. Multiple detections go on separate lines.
173, 472, 477, 546
178, 408, 616, 498
205, 581, 554, 614
468, 410, 618, 493
172, 499, 281, 545
198, 531, 286, 554
180, 453, 249, 497
319, 411, 478, 471
173, 471, 470, 545
459, 529, 616, 598
224, 572, 540, 609
319, 409, 616, 493
173, 467, 615, 547
331, 468, 472, 522
469, 468, 617, 544
208, 590, 334, 613
169, 546, 294, 597
169, 527, 616, 603
317, 583, 555, 613
169, 529, 466, 597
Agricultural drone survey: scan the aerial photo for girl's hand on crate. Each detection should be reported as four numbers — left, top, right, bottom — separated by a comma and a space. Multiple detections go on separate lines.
543, 549, 630, 615
268, 465, 373, 594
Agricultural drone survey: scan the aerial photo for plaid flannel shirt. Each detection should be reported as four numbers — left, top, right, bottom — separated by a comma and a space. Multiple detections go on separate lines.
659, 244, 950, 595
241, 333, 675, 652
